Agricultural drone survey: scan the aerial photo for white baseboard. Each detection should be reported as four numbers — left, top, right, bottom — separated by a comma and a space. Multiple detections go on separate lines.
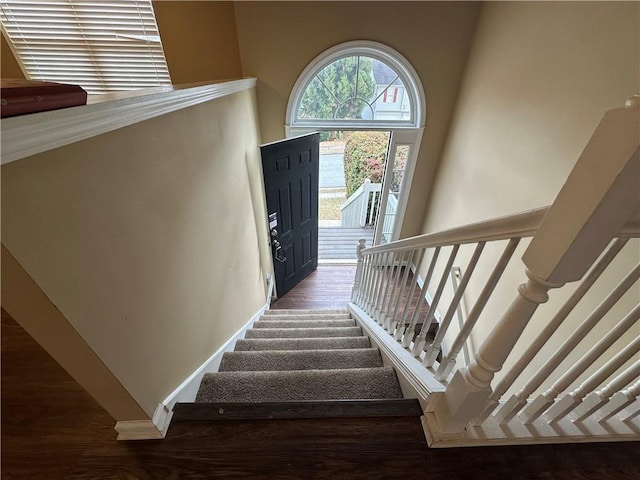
152, 297, 271, 436
423, 406, 640, 448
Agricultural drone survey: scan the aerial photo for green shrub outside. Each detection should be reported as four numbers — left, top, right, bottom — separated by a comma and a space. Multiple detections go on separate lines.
343, 131, 390, 196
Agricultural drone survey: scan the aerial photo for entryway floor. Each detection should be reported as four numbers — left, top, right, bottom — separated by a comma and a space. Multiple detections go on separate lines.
271, 265, 356, 310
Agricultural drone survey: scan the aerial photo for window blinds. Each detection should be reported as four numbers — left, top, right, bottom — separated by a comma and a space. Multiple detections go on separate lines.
0, 0, 171, 94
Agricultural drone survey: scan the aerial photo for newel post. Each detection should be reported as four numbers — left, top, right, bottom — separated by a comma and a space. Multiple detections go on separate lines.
352, 239, 367, 302
432, 95, 640, 434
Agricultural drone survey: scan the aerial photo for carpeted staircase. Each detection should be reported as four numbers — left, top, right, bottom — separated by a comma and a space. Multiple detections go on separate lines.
174, 309, 422, 421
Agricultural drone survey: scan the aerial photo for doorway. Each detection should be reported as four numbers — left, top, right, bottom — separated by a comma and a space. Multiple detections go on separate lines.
318, 130, 389, 262
285, 41, 426, 255
261, 133, 320, 297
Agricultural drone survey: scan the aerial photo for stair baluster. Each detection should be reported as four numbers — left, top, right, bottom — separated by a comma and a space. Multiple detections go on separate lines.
423, 242, 484, 368
401, 247, 440, 348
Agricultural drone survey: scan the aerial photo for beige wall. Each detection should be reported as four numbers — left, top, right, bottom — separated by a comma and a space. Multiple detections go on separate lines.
1, 89, 271, 416
153, 1, 243, 84
1, 33, 25, 79
2, 246, 149, 421
423, 1, 639, 231
420, 2, 640, 394
233, 1, 481, 238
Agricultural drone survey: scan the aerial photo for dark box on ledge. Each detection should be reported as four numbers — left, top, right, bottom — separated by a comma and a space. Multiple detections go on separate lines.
1, 79, 87, 118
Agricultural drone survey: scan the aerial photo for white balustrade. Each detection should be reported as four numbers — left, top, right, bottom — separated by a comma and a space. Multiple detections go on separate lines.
436, 239, 520, 381
401, 247, 440, 348
391, 248, 426, 342
423, 243, 484, 367
572, 360, 640, 423
541, 324, 640, 423
381, 250, 401, 330
411, 246, 460, 356
352, 239, 368, 302
340, 179, 382, 228
496, 264, 640, 423
594, 380, 640, 422
481, 238, 628, 424
348, 96, 640, 440
392, 250, 420, 340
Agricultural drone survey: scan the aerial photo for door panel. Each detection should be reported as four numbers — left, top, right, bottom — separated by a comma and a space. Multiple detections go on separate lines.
261, 133, 319, 297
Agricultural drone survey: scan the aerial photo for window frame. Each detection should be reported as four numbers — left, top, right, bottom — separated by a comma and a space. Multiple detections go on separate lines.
286, 40, 426, 131
286, 41, 426, 245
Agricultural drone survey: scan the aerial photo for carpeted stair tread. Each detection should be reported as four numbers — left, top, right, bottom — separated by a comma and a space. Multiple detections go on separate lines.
219, 348, 383, 372
252, 319, 355, 329
245, 326, 362, 339
234, 336, 371, 351
196, 367, 403, 402
264, 309, 348, 316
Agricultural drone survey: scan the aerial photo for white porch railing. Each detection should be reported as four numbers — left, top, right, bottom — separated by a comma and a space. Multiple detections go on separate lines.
349, 96, 640, 446
341, 179, 381, 228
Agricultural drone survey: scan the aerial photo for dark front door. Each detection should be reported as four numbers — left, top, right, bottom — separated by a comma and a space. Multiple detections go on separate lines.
261, 133, 320, 297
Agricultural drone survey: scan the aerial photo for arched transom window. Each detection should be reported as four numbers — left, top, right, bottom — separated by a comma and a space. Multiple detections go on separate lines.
287, 41, 425, 130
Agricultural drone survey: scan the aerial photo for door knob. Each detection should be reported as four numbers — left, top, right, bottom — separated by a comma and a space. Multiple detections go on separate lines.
272, 240, 286, 263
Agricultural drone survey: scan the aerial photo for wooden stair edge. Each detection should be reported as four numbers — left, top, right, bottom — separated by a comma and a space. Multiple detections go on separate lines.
172, 399, 423, 422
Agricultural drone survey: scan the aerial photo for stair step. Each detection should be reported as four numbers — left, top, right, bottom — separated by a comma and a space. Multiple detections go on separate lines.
234, 336, 371, 351
173, 399, 423, 422
219, 348, 382, 372
261, 313, 352, 321
245, 326, 362, 339
196, 367, 403, 402
252, 319, 355, 329
264, 309, 348, 316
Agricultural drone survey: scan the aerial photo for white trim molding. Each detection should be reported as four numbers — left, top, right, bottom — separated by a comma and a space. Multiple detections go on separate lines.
284, 41, 426, 246
115, 420, 163, 441
286, 40, 426, 130
1, 78, 257, 164
347, 303, 445, 401
151, 274, 274, 437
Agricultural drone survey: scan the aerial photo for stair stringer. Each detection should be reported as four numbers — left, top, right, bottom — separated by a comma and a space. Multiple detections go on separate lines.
347, 302, 450, 446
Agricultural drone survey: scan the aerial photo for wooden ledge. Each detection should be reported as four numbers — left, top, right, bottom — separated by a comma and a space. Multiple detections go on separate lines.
1, 78, 257, 164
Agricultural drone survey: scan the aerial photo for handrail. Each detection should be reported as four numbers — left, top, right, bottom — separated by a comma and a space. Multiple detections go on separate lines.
363, 206, 549, 255
362, 206, 640, 256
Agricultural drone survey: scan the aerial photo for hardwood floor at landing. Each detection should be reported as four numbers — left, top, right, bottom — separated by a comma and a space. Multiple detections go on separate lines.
271, 264, 357, 310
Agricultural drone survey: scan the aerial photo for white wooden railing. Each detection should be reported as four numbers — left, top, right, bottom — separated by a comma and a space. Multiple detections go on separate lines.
349, 96, 640, 446
341, 179, 381, 227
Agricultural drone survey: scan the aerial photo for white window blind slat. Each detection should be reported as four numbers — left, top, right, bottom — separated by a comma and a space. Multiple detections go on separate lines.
1, 0, 171, 94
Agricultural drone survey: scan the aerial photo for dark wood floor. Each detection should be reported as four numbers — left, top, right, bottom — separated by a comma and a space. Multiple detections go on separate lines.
271, 265, 357, 310
3, 307, 640, 479
272, 264, 430, 325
